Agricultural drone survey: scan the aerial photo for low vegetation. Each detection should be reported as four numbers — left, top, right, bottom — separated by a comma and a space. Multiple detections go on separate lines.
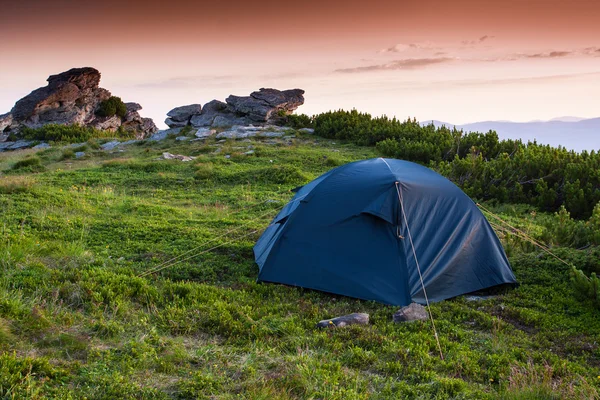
21, 123, 132, 144
96, 96, 128, 119
0, 120, 599, 398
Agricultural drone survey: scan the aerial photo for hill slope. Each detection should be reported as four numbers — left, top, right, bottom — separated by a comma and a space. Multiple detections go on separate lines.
1, 132, 599, 399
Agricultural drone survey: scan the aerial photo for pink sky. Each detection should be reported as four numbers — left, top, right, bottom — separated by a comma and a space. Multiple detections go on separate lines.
1, 0, 599, 127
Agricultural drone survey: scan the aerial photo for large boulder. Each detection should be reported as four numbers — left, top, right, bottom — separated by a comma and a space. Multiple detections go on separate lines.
226, 88, 305, 123
184, 88, 305, 129
3, 67, 157, 138
165, 104, 202, 128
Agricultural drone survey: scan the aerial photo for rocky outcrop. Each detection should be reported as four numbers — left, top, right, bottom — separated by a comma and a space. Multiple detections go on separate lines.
165, 104, 202, 128
2, 67, 157, 138
167, 88, 305, 129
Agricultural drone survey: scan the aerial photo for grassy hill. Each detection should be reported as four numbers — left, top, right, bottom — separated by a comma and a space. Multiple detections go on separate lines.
1, 130, 600, 399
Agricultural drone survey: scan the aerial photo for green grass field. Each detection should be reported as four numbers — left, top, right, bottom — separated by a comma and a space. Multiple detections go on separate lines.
1, 132, 600, 399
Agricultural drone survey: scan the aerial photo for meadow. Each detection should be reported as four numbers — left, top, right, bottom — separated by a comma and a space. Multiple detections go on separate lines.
1, 129, 600, 399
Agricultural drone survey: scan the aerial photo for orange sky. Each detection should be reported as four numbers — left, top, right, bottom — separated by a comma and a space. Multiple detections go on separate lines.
1, 0, 599, 126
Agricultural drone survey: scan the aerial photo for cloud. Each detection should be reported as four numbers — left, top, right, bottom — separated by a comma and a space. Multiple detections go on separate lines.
335, 57, 454, 73
525, 51, 571, 58
461, 35, 496, 46
379, 42, 439, 53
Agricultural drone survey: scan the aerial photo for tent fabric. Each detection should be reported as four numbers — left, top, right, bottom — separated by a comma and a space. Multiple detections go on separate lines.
253, 158, 517, 306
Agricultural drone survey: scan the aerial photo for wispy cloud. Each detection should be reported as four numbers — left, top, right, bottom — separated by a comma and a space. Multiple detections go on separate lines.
461, 35, 495, 46
335, 57, 454, 73
378, 42, 439, 53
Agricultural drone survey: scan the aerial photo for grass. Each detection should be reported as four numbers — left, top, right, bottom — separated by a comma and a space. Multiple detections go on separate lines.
0, 132, 599, 398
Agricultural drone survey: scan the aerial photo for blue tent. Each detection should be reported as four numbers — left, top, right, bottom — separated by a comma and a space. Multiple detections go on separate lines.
254, 158, 517, 306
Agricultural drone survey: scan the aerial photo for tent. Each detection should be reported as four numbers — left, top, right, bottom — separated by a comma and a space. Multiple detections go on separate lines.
253, 158, 517, 306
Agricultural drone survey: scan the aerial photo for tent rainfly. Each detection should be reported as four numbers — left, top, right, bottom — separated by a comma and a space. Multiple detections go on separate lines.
253, 158, 517, 306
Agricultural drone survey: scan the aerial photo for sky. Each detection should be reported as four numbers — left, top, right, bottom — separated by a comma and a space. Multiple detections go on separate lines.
1, 0, 599, 127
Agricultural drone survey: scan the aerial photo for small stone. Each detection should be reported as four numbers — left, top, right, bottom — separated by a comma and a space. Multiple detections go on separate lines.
194, 128, 216, 138
75, 151, 85, 158
162, 152, 195, 162
393, 303, 428, 323
176, 136, 189, 141
225, 154, 231, 159
33, 143, 51, 150
299, 128, 314, 134
316, 313, 369, 328
101, 140, 120, 151
244, 150, 255, 155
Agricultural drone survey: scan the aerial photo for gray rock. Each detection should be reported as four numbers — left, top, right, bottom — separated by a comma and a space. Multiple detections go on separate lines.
226, 88, 305, 123
464, 295, 497, 302
166, 104, 202, 126
316, 313, 369, 328
91, 115, 121, 131
148, 127, 183, 141
162, 152, 195, 162
125, 102, 142, 112
175, 136, 190, 141
257, 131, 286, 138
75, 151, 85, 158
244, 150, 255, 155
164, 118, 188, 128
101, 140, 120, 151
211, 114, 248, 128
194, 128, 216, 138
225, 154, 231, 159
119, 140, 139, 146
190, 100, 229, 127
7, 140, 34, 150
393, 303, 429, 323
33, 142, 51, 149
299, 128, 314, 134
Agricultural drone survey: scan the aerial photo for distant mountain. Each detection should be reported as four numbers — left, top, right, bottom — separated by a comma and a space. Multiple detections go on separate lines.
421, 118, 600, 152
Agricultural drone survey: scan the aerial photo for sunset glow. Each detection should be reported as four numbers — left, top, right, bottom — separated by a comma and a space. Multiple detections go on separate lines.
2, 0, 599, 127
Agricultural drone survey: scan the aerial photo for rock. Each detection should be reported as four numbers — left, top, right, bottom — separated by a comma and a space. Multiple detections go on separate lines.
464, 295, 497, 302
148, 127, 182, 142
190, 100, 229, 128
166, 104, 202, 127
299, 128, 314, 134
162, 152, 195, 162
211, 114, 248, 128
244, 150, 255, 155
91, 115, 121, 131
316, 313, 369, 328
194, 128, 216, 139
225, 154, 231, 159
392, 303, 428, 323
185, 89, 305, 129
120, 140, 139, 146
226, 88, 305, 123
0, 112, 12, 133
75, 151, 85, 158
9, 141, 34, 150
101, 140, 120, 151
33, 143, 51, 149
175, 136, 189, 141
3, 67, 157, 138
164, 118, 188, 128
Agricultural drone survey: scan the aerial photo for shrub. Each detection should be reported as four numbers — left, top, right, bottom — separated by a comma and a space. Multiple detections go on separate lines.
10, 157, 45, 172
96, 96, 127, 118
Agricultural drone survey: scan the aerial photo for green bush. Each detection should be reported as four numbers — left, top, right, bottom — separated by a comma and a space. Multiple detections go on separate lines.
96, 96, 127, 118
22, 124, 120, 143
10, 157, 45, 173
